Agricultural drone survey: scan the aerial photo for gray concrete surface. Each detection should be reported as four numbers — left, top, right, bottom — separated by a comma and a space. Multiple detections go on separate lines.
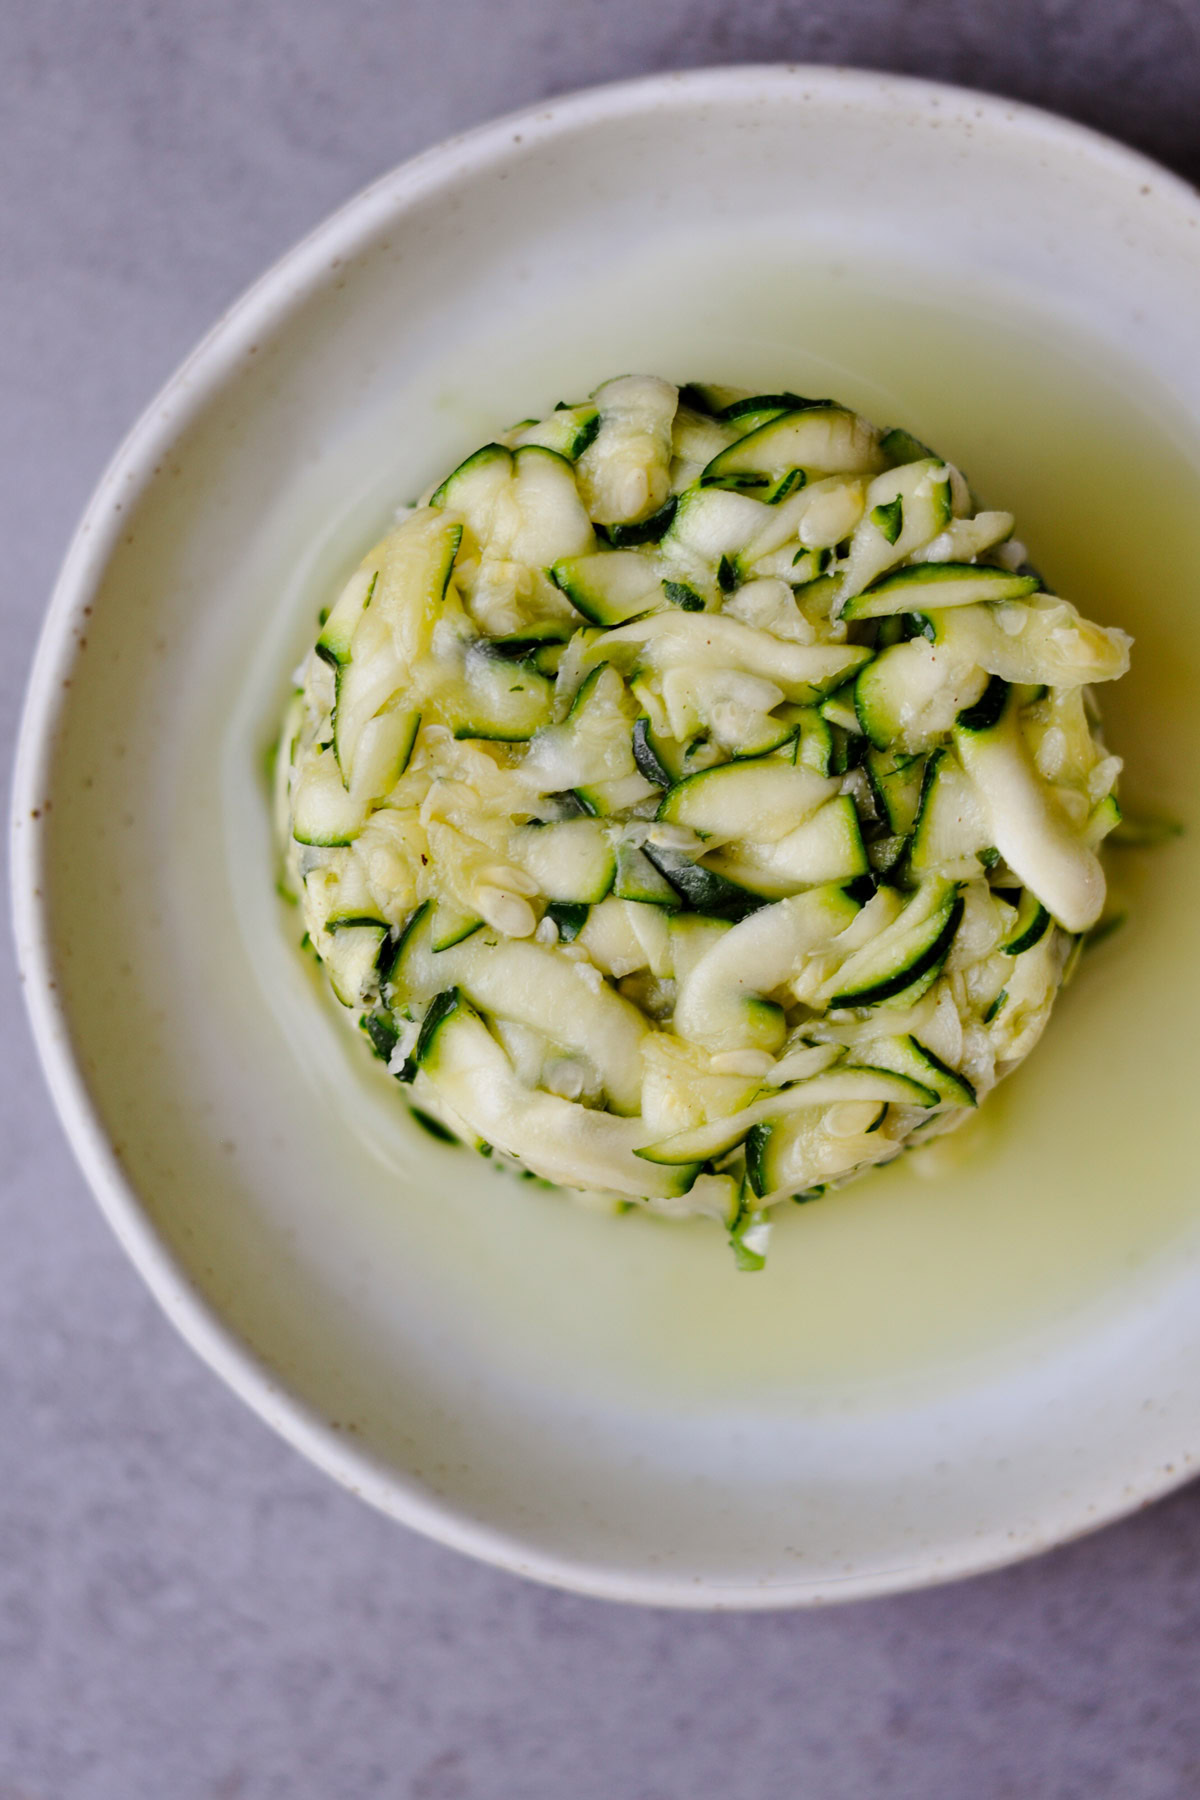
5, 3, 1200, 1795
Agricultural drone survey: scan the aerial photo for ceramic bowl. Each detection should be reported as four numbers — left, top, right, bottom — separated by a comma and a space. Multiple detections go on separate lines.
13, 66, 1200, 1606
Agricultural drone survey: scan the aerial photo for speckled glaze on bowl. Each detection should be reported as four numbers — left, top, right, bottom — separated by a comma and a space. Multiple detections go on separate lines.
12, 66, 1200, 1606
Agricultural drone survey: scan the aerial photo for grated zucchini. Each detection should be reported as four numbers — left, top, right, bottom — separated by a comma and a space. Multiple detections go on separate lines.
277, 374, 1133, 1262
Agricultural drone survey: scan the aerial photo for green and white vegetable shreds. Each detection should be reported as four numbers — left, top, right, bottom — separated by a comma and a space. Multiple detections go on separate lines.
277, 376, 1131, 1266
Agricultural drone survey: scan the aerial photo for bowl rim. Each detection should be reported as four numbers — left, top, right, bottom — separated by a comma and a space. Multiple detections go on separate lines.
11, 61, 1200, 1609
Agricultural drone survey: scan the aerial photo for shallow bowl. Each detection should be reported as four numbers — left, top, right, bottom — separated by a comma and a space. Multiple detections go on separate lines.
13, 66, 1200, 1606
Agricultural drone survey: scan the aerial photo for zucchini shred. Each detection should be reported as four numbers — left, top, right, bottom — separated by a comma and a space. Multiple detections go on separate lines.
276, 375, 1132, 1265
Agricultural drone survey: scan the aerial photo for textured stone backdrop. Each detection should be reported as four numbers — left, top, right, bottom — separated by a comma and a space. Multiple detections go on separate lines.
4, 4, 1200, 1796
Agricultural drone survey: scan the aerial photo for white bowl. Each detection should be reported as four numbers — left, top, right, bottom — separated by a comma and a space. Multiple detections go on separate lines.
13, 66, 1200, 1607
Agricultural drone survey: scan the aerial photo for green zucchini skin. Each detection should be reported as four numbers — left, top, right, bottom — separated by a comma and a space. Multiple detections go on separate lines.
1002, 887, 1051, 955
599, 498, 678, 547
545, 901, 589, 941
827, 892, 964, 1009
280, 372, 1131, 1251
632, 717, 674, 787
640, 843, 766, 921
841, 565, 1038, 622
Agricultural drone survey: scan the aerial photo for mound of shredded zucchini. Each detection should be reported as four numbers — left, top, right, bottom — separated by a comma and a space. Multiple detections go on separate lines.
276, 376, 1131, 1265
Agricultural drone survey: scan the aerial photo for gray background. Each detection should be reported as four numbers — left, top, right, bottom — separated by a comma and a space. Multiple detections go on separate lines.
4, 2, 1200, 1795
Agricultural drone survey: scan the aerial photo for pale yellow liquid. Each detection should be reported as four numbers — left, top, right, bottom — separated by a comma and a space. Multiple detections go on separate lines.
230, 237, 1200, 1418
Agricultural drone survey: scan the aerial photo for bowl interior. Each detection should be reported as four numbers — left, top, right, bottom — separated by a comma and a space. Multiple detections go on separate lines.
18, 68, 1200, 1604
